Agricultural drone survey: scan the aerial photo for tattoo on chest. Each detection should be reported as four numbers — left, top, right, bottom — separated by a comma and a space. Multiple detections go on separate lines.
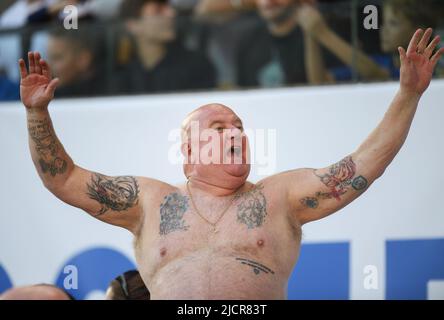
86, 173, 139, 215
28, 118, 67, 177
234, 183, 268, 229
235, 257, 275, 275
300, 156, 368, 209
159, 192, 190, 235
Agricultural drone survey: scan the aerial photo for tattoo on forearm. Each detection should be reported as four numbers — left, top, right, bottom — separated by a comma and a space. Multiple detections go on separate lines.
28, 118, 67, 177
300, 156, 368, 209
86, 173, 139, 216
235, 257, 275, 275
159, 192, 190, 235
351, 175, 368, 190
234, 183, 267, 229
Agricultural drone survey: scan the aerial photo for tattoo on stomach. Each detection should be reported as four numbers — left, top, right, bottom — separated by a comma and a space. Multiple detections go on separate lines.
235, 257, 275, 275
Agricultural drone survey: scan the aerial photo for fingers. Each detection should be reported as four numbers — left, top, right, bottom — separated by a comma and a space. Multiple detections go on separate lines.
18, 59, 28, 79
28, 52, 35, 74
39, 59, 51, 79
25, 51, 49, 77
417, 28, 433, 54
430, 47, 444, 69
27, 51, 45, 75
45, 78, 59, 97
407, 29, 424, 55
34, 52, 42, 75
398, 46, 407, 63
425, 35, 441, 59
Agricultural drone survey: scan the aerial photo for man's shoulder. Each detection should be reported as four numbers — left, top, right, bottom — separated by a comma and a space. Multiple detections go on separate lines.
137, 177, 179, 197
256, 168, 313, 186
136, 178, 183, 218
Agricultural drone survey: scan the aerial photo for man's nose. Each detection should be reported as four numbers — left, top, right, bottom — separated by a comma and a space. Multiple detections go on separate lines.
226, 128, 245, 145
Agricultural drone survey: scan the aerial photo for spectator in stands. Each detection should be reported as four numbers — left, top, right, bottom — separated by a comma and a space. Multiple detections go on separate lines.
295, 0, 444, 83
378, 0, 444, 79
294, 1, 390, 83
193, 10, 263, 89
238, 0, 388, 87
0, 1, 32, 96
46, 27, 107, 97
25, 0, 123, 25
117, 0, 216, 94
195, 0, 256, 16
237, 0, 311, 87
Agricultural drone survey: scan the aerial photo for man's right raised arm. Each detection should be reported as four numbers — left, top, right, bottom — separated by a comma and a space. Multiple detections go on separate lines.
20, 52, 148, 233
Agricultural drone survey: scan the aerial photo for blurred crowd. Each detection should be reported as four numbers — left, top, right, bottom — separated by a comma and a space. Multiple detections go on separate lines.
0, 0, 443, 101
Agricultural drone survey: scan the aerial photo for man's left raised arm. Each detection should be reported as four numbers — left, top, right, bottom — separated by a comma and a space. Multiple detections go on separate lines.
277, 28, 443, 225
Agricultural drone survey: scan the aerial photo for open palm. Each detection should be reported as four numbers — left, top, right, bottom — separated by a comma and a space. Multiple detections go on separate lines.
399, 28, 444, 96
19, 52, 59, 109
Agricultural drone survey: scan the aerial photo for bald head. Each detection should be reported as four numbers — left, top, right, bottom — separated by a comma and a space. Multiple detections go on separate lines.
180, 103, 250, 187
181, 103, 242, 143
0, 285, 72, 300
182, 103, 238, 129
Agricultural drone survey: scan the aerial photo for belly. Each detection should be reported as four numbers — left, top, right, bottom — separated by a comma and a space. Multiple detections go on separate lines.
144, 248, 288, 300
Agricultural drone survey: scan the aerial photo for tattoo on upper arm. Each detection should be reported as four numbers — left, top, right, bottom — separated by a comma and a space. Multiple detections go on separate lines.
86, 173, 140, 216
28, 118, 67, 177
234, 183, 267, 229
300, 197, 319, 209
300, 156, 368, 209
235, 257, 275, 275
159, 192, 190, 235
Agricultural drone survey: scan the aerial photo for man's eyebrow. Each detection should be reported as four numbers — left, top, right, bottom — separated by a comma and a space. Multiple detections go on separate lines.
208, 120, 223, 127
208, 118, 243, 127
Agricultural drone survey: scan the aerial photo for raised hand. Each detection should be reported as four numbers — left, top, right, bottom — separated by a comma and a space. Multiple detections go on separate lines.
19, 52, 59, 110
398, 28, 444, 97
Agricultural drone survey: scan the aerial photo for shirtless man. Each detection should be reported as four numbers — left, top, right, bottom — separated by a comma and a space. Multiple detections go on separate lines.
19, 29, 443, 299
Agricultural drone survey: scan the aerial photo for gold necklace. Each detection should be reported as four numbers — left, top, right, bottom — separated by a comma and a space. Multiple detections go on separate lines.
186, 179, 240, 234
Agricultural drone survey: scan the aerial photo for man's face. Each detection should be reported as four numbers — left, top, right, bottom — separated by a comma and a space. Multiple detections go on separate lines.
256, 0, 294, 23
380, 5, 416, 53
129, 2, 176, 44
183, 105, 251, 182
47, 37, 91, 87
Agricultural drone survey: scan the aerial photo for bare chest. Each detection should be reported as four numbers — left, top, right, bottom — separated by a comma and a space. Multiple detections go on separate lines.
134, 183, 301, 297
